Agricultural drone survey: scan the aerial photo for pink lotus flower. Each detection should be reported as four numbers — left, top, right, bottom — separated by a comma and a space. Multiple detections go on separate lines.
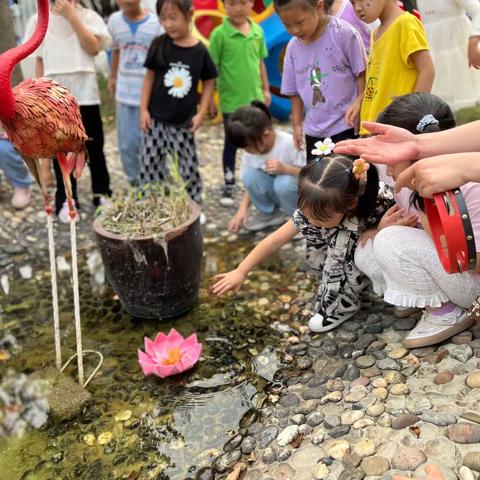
137, 329, 202, 378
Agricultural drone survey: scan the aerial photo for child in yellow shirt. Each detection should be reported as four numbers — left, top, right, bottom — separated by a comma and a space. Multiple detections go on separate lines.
352, 0, 435, 135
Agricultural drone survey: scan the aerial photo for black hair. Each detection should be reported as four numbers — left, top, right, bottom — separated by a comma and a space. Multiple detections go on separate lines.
298, 155, 380, 222
274, 0, 318, 11
377, 92, 456, 135
377, 93, 456, 212
323, 0, 335, 12
226, 100, 273, 149
152, 0, 192, 68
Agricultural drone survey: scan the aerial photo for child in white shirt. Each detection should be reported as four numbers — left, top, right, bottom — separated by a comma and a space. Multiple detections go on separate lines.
227, 101, 305, 232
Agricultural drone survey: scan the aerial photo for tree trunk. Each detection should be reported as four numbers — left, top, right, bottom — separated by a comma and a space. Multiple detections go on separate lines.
0, 1, 24, 86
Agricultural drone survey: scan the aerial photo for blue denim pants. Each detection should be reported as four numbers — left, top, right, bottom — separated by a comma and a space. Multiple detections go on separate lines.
241, 167, 298, 216
116, 102, 141, 185
0, 139, 33, 188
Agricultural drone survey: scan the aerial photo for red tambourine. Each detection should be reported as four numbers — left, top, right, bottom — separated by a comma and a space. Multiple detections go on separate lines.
425, 189, 477, 274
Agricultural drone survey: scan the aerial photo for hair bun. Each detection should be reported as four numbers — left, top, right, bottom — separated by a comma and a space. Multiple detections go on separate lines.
250, 100, 272, 120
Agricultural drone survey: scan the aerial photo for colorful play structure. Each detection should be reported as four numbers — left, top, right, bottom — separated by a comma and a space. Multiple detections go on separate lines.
192, 0, 292, 121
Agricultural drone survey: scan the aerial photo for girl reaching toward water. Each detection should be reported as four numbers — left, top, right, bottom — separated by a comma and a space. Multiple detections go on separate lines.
212, 153, 396, 333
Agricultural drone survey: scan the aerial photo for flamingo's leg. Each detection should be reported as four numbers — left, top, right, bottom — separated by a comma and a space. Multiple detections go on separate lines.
57, 153, 83, 385
43, 190, 62, 369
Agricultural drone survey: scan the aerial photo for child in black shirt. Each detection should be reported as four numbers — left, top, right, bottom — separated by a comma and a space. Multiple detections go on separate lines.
140, 0, 218, 202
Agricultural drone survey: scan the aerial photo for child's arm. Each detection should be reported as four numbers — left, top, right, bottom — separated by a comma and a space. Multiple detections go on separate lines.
411, 50, 435, 93
35, 57, 44, 77
54, 0, 101, 55
344, 71, 366, 133
260, 61, 271, 106
463, 0, 480, 68
291, 96, 304, 151
229, 192, 250, 232
212, 220, 298, 295
264, 159, 301, 176
191, 78, 215, 132
108, 49, 120, 95
140, 69, 155, 132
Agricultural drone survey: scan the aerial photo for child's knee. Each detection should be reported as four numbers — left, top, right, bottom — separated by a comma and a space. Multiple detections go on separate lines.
273, 175, 298, 196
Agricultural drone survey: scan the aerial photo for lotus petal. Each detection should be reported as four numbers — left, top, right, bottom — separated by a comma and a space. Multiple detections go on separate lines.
138, 349, 157, 376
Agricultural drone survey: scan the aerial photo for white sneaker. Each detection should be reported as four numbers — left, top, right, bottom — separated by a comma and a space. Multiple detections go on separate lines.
58, 200, 79, 224
309, 310, 358, 333
11, 187, 31, 210
403, 307, 473, 349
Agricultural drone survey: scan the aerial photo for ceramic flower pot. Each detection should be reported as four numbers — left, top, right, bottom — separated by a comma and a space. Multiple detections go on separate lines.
92, 201, 203, 319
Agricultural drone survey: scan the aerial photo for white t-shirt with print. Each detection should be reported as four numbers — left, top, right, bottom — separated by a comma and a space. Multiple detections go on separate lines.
30, 6, 111, 105
107, 11, 162, 107
240, 130, 306, 177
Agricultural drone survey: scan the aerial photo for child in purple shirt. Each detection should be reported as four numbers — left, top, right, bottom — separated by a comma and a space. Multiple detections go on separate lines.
276, 0, 367, 162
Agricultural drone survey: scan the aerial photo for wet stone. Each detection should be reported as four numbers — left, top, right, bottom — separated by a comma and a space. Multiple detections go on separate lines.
463, 452, 480, 472
466, 370, 480, 388
329, 425, 351, 438
224, 434, 243, 452
339, 345, 354, 359
279, 394, 301, 408
241, 436, 256, 454
343, 365, 361, 381
291, 414, 306, 425
214, 450, 241, 473
434, 370, 454, 385
277, 448, 292, 462
364, 324, 383, 334
296, 357, 313, 370
307, 412, 324, 427
338, 462, 365, 480
326, 379, 344, 392
391, 414, 419, 430
307, 374, 328, 387
461, 411, 480, 425
295, 400, 319, 415
363, 367, 381, 378
247, 422, 264, 436
377, 358, 400, 370
258, 426, 279, 448
343, 453, 362, 467
393, 317, 417, 331
324, 415, 340, 429
196, 467, 215, 480
361, 457, 390, 476
367, 341, 387, 352
354, 355, 376, 369
421, 412, 457, 427
337, 331, 358, 343
392, 448, 427, 471
452, 332, 473, 345
277, 425, 299, 447
450, 345, 474, 363
303, 387, 327, 400
299, 424, 313, 435
262, 447, 277, 464
448, 423, 480, 444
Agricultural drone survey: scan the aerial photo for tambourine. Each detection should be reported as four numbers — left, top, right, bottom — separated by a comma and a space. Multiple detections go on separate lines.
424, 189, 477, 274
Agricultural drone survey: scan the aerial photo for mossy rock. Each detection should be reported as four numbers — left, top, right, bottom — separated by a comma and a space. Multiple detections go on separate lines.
29, 367, 92, 422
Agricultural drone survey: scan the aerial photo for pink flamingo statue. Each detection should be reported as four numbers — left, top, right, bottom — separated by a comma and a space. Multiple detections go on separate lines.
0, 0, 91, 385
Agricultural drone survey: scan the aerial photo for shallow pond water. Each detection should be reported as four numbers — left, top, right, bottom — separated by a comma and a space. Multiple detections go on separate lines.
0, 235, 305, 479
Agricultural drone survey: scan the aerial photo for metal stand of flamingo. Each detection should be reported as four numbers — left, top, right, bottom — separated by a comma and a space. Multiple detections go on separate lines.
0, 0, 101, 387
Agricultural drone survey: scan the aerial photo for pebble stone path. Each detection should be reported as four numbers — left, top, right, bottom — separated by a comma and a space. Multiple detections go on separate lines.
2, 123, 480, 480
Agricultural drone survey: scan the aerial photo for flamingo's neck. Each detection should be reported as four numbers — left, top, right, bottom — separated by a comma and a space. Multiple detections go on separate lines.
0, 0, 50, 121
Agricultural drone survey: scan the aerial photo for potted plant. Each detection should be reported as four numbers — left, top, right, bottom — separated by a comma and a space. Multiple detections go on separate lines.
92, 172, 203, 319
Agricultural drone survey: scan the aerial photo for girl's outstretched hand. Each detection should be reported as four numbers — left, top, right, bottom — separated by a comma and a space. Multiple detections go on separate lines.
334, 122, 419, 165
212, 269, 246, 296
229, 209, 248, 232
190, 113, 203, 133
293, 125, 304, 151
378, 205, 418, 230
393, 464, 445, 480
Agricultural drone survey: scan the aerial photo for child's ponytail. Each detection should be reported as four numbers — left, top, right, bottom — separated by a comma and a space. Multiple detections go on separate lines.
357, 163, 380, 221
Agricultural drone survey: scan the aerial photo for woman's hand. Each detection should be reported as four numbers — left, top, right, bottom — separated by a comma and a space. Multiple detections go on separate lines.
395, 154, 474, 197
393, 464, 445, 480
293, 124, 303, 151
107, 76, 116, 96
378, 205, 418, 230
211, 269, 246, 295
140, 110, 151, 132
263, 88, 272, 107
229, 209, 248, 232
469, 36, 480, 69
265, 159, 285, 175
334, 122, 420, 165
53, 0, 76, 21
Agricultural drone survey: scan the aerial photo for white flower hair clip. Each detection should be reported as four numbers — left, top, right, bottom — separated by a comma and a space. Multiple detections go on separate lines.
311, 138, 335, 157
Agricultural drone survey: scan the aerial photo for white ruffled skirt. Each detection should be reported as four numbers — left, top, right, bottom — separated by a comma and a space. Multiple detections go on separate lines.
355, 226, 480, 308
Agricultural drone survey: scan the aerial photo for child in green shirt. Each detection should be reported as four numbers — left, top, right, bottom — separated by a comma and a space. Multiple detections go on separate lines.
209, 0, 270, 205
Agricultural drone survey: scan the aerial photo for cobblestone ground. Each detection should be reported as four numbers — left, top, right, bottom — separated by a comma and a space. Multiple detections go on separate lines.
2, 125, 480, 480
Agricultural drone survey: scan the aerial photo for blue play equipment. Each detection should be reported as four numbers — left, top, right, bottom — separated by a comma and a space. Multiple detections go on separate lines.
260, 13, 292, 121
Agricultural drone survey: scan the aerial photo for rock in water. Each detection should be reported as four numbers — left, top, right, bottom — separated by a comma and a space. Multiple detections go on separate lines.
392, 447, 427, 470
29, 367, 92, 422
